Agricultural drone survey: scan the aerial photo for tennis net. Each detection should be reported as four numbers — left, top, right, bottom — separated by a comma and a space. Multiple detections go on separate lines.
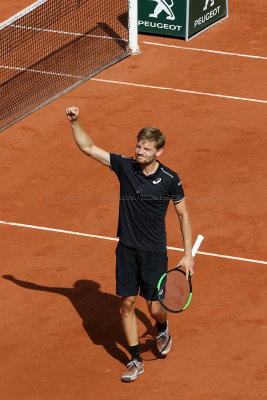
0, 0, 138, 132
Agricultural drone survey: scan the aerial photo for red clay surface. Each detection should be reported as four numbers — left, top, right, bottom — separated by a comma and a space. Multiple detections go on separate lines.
1, 1, 267, 399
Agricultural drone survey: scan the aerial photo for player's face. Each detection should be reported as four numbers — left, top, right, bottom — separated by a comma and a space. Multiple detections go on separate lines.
135, 140, 161, 164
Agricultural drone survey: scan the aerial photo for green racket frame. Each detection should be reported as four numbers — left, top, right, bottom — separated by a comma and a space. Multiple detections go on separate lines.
157, 267, 192, 313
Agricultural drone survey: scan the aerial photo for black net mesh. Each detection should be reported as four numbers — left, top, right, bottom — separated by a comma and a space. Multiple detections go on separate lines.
0, 0, 130, 131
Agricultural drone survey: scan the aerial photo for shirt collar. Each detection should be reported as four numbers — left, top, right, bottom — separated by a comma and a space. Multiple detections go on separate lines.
133, 160, 161, 178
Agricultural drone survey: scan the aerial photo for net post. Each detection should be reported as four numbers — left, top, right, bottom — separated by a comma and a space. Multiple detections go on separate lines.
128, 0, 140, 54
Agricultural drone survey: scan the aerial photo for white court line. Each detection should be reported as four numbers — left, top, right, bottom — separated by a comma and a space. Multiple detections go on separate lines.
1, 69, 266, 104
9, 24, 126, 42
0, 65, 83, 79
91, 78, 267, 104
0, 220, 266, 265
143, 41, 267, 60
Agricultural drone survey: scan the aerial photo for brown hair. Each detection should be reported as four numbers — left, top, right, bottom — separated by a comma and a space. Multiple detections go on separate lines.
137, 126, 165, 150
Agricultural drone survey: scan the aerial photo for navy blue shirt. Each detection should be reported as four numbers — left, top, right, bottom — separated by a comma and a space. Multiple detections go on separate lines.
110, 153, 185, 252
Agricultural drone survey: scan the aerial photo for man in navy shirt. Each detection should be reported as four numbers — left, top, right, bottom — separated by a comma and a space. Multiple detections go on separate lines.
66, 106, 194, 382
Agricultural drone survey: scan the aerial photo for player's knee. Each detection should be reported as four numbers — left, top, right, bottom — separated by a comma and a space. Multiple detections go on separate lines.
121, 296, 136, 315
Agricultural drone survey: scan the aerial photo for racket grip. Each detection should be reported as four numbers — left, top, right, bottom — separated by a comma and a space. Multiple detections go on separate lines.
192, 234, 204, 258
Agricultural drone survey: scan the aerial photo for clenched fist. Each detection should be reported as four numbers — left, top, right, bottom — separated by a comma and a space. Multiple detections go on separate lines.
66, 106, 79, 122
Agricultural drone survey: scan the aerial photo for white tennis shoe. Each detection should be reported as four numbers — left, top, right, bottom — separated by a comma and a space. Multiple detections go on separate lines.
121, 359, 144, 382
156, 321, 172, 356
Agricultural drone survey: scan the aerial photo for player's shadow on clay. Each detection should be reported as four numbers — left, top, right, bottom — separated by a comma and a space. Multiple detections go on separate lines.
2, 275, 158, 364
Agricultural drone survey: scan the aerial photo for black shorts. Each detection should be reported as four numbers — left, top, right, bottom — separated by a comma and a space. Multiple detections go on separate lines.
115, 242, 168, 301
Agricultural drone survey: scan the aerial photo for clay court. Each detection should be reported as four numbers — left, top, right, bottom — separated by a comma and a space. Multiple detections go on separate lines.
1, 1, 267, 399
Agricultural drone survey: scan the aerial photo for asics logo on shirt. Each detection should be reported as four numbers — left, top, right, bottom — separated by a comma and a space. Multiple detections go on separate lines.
153, 178, 162, 184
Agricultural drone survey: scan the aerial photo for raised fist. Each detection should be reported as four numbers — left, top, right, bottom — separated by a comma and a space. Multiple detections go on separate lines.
66, 106, 79, 122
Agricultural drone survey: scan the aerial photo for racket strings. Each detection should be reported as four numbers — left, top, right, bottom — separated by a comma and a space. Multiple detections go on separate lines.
159, 271, 190, 311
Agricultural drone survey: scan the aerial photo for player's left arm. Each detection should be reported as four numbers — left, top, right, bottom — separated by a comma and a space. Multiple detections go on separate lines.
174, 199, 194, 279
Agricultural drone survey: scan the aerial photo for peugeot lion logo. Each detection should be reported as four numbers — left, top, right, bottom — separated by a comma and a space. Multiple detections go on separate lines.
203, 0, 215, 11
149, 0, 175, 21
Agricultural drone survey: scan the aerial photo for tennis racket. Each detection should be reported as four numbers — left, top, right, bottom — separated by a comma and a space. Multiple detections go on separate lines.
157, 234, 204, 313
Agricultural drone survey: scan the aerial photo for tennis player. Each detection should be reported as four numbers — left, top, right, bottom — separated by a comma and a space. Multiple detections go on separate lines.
66, 106, 194, 382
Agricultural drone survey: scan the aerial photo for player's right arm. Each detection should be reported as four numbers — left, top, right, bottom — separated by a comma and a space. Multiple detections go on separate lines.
66, 106, 110, 167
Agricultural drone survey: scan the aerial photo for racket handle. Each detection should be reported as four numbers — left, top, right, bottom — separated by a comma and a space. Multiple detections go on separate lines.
192, 234, 204, 258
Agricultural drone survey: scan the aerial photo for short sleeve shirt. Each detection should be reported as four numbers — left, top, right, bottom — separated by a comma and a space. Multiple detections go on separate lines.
110, 153, 185, 252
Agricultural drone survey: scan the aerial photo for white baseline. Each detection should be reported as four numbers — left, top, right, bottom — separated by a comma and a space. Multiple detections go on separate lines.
143, 41, 267, 60
0, 220, 266, 265
92, 78, 267, 104
1, 69, 266, 103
